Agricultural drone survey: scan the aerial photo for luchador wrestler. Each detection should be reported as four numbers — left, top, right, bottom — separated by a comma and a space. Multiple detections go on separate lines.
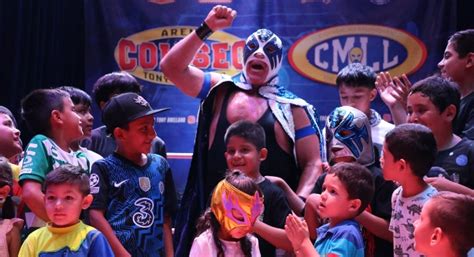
314, 106, 396, 257
160, 5, 323, 256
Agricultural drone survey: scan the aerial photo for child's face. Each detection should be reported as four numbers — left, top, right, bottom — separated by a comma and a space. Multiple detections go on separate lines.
380, 143, 398, 181
225, 136, 267, 177
0, 113, 22, 159
118, 115, 157, 155
319, 173, 356, 225
407, 92, 449, 136
60, 97, 83, 143
438, 42, 468, 85
74, 103, 94, 138
413, 199, 436, 255
338, 84, 376, 115
44, 183, 92, 227
0, 184, 11, 205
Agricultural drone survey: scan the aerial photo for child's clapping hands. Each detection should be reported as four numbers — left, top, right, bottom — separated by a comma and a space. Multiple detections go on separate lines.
285, 214, 319, 257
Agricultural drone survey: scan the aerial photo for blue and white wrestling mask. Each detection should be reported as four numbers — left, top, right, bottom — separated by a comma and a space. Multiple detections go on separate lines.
325, 106, 374, 166
243, 29, 283, 84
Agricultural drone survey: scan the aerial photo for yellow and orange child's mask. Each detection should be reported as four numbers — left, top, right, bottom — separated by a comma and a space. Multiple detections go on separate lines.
211, 180, 264, 234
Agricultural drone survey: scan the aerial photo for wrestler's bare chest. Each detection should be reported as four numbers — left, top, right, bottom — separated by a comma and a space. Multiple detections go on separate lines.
226, 91, 268, 123
209, 90, 291, 152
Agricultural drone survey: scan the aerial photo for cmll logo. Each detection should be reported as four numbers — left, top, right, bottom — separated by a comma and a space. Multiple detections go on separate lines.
115, 26, 244, 85
289, 25, 427, 85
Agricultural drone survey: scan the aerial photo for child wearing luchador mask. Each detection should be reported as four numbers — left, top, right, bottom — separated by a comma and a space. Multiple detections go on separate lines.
190, 171, 264, 257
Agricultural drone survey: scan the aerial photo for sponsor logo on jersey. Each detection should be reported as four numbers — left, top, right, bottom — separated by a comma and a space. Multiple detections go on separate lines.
90, 174, 100, 187
113, 179, 129, 188
90, 173, 100, 194
159, 181, 165, 194
139, 177, 151, 192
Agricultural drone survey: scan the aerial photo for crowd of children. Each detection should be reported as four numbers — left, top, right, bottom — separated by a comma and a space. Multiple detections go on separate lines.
1, 4, 474, 257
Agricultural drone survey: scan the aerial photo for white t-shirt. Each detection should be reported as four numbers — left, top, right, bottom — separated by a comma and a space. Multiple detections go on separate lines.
369, 109, 395, 155
190, 229, 260, 257
79, 146, 102, 165
389, 185, 437, 257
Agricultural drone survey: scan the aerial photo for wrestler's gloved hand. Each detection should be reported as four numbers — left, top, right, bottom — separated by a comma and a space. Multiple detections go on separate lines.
204, 5, 237, 32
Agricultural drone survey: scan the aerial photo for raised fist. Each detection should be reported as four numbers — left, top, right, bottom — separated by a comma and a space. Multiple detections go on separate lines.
204, 5, 237, 31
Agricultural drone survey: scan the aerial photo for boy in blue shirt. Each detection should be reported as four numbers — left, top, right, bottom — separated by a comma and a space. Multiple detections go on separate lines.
285, 162, 374, 257
89, 92, 177, 257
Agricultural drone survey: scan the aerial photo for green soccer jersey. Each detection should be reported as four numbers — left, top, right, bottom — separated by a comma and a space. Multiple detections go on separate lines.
19, 134, 90, 228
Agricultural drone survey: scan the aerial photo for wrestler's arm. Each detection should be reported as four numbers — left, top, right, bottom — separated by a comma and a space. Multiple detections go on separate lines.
292, 107, 323, 198
160, 5, 236, 97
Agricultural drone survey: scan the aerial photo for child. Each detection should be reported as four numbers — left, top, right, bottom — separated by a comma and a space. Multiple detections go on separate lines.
285, 162, 374, 257
438, 29, 474, 139
190, 171, 264, 257
84, 71, 168, 158
58, 86, 102, 164
336, 63, 394, 156
406, 75, 474, 195
88, 92, 177, 257
413, 192, 474, 257
20, 89, 89, 231
382, 123, 438, 256
0, 106, 23, 206
224, 120, 292, 257
0, 106, 22, 167
0, 156, 23, 257
18, 165, 114, 256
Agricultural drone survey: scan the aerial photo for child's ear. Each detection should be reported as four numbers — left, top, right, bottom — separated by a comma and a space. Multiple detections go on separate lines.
465, 52, 474, 69
259, 147, 268, 161
430, 227, 443, 246
398, 158, 407, 172
82, 194, 93, 210
443, 104, 457, 122
50, 110, 63, 125
114, 127, 125, 141
369, 88, 377, 102
349, 199, 361, 213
